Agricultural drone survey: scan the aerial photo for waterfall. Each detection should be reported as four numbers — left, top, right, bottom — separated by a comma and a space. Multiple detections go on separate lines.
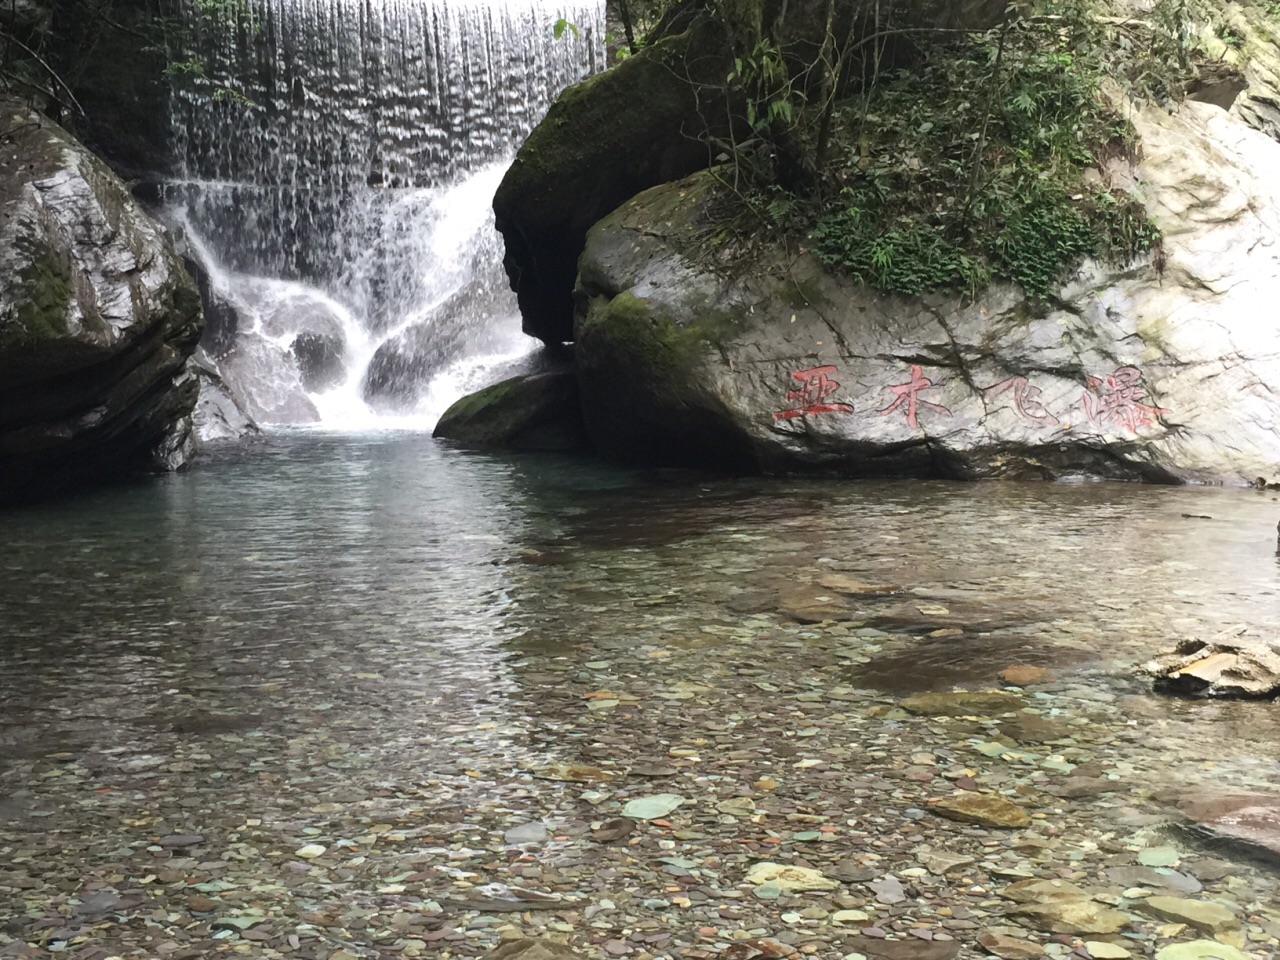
165, 0, 603, 428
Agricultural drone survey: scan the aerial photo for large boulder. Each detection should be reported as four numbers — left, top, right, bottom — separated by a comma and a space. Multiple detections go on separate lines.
570, 98, 1280, 483
1217, 3, 1280, 142
0, 101, 203, 500
493, 17, 735, 345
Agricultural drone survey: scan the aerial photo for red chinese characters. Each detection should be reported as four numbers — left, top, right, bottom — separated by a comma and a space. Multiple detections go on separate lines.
1080, 365, 1170, 432
878, 364, 953, 429
773, 365, 855, 421
982, 375, 1058, 426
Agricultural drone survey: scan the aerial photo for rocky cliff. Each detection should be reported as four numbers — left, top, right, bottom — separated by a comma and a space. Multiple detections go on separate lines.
0, 101, 203, 501
570, 96, 1280, 483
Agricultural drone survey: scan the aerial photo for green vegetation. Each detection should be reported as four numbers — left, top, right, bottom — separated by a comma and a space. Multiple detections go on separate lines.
804, 6, 1166, 299
696, 0, 1189, 301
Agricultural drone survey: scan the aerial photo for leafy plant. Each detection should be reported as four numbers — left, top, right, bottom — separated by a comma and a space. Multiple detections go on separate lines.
796, 1, 1171, 300
726, 38, 792, 132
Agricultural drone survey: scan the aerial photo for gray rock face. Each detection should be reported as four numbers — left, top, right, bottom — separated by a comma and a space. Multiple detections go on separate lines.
191, 350, 261, 445
570, 98, 1280, 484
493, 17, 735, 345
0, 101, 203, 500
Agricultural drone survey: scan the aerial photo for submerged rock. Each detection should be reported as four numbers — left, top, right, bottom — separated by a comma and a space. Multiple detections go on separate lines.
433, 366, 589, 452
1177, 792, 1280, 863
1153, 942, 1254, 960
929, 792, 1031, 829
485, 942, 580, 959
902, 691, 1027, 717
566, 96, 1280, 483
1136, 895, 1240, 937
743, 862, 839, 893
1009, 899, 1132, 936
1146, 633, 1280, 698
0, 101, 203, 500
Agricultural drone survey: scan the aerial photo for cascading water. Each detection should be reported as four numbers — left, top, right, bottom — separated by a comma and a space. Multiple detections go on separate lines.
165, 0, 603, 428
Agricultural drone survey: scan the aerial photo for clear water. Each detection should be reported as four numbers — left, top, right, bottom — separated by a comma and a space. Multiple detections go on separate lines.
3, 440, 1280, 956
4, 436, 1279, 772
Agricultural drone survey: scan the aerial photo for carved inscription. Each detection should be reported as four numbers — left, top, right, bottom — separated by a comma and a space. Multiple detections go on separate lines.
878, 364, 953, 429
773, 365, 855, 421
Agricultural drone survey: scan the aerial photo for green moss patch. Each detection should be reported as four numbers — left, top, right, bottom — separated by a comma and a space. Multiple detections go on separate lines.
1, 239, 73, 354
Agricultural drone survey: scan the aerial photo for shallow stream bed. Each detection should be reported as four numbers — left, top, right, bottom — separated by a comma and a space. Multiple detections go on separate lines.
2, 434, 1278, 960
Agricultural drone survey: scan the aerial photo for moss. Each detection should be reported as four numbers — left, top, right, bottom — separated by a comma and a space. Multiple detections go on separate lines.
713, 2, 1177, 302
0, 239, 73, 354
586, 292, 701, 380
442, 376, 524, 421
495, 17, 731, 196
584, 290, 745, 386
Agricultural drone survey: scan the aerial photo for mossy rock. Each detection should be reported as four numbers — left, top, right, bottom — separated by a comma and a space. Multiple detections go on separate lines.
493, 17, 735, 345
433, 367, 590, 453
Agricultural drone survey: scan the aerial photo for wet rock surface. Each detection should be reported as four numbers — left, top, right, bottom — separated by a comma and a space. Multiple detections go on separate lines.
0, 100, 203, 500
2, 441, 1280, 959
1146, 632, 1280, 699
191, 349, 262, 445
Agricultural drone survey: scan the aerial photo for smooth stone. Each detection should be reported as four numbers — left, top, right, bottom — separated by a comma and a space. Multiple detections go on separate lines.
484, 940, 580, 959
158, 834, 205, 848
869, 875, 906, 905
620, 794, 685, 820
504, 822, 548, 845
841, 937, 960, 960
1154, 942, 1253, 960
1178, 792, 1280, 861
1105, 866, 1201, 895
1135, 896, 1240, 936
295, 844, 326, 858
744, 862, 839, 892
590, 818, 635, 843
1084, 943, 1133, 959
902, 691, 1027, 717
999, 665, 1053, 686
1138, 846, 1181, 867
1001, 879, 1091, 904
922, 852, 975, 876
1002, 713, 1072, 744
976, 930, 1045, 959
1010, 900, 1132, 936
931, 792, 1031, 828
833, 910, 871, 924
